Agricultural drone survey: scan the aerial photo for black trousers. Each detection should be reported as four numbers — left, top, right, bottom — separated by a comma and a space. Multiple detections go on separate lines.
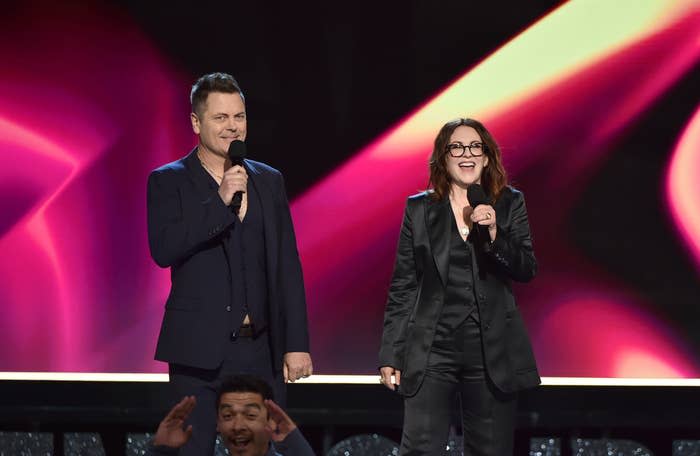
400, 316, 517, 456
168, 333, 285, 456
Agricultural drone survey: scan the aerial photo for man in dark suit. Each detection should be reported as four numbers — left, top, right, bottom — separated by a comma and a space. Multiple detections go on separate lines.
147, 72, 312, 455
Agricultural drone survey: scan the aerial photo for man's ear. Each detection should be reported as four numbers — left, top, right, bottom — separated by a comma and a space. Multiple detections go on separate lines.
191, 112, 201, 135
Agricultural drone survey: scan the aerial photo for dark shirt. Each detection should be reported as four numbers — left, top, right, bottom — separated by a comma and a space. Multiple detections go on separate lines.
435, 217, 478, 339
201, 166, 268, 333
225, 176, 268, 331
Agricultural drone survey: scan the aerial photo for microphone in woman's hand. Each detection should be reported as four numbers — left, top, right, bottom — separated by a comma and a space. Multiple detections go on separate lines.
467, 184, 491, 250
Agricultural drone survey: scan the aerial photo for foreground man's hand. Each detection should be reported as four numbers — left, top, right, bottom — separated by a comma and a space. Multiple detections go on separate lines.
265, 399, 298, 442
153, 396, 196, 448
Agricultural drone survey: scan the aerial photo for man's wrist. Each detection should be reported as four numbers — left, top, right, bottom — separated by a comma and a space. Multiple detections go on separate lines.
148, 440, 179, 455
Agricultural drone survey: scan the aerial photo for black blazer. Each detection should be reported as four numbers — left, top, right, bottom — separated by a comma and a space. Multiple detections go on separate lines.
147, 149, 309, 370
379, 187, 540, 396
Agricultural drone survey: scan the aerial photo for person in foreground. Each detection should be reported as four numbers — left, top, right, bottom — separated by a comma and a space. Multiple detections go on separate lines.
379, 118, 540, 455
147, 72, 312, 454
147, 375, 315, 456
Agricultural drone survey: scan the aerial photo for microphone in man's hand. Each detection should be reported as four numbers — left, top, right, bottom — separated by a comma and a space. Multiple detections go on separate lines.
228, 139, 246, 166
227, 140, 247, 211
467, 183, 491, 250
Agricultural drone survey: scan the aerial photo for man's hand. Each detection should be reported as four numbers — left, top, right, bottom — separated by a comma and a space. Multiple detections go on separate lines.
218, 165, 247, 205
283, 352, 313, 383
153, 396, 196, 448
264, 399, 297, 442
379, 366, 401, 391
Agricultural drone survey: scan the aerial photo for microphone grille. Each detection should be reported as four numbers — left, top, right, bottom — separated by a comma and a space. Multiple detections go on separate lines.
467, 184, 489, 207
227, 140, 247, 161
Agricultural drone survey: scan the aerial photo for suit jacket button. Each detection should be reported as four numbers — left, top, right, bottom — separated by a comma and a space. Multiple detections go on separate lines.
230, 330, 238, 340
479, 294, 486, 300
485, 323, 491, 331
226, 306, 232, 312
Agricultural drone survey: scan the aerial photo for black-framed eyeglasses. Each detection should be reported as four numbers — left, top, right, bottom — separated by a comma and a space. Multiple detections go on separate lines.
446, 142, 485, 157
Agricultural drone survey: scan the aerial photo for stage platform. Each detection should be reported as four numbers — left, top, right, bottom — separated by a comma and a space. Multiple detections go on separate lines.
1, 378, 699, 454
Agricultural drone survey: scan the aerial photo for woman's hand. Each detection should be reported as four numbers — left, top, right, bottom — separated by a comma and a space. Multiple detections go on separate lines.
471, 204, 497, 242
379, 366, 401, 391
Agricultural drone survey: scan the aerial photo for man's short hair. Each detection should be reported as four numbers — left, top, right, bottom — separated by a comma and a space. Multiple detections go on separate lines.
216, 374, 274, 409
190, 72, 245, 116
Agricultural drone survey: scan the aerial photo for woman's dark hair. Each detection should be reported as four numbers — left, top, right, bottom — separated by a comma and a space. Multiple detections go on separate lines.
190, 72, 244, 116
428, 118, 507, 202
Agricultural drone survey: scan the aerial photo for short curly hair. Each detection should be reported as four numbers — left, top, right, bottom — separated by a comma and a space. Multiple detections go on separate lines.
216, 374, 274, 410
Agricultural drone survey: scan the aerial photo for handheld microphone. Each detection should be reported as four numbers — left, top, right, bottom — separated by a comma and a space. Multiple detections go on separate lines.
227, 140, 247, 211
467, 184, 491, 250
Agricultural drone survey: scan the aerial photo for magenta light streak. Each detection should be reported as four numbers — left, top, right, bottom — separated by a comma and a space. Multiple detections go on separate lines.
0, 119, 84, 368
666, 102, 700, 271
534, 293, 697, 377
0, 1, 191, 372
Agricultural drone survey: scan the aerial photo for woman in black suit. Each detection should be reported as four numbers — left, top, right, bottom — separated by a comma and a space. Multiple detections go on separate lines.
379, 118, 540, 455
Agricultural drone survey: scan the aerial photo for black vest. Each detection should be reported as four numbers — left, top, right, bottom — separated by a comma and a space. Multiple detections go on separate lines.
434, 217, 478, 340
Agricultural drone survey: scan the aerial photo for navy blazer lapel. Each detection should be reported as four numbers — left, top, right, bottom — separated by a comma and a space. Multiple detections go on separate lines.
245, 160, 279, 286
244, 159, 275, 227
426, 197, 451, 286
183, 147, 219, 197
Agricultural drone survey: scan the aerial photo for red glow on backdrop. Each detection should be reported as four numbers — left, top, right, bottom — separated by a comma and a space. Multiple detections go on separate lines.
0, 2, 191, 372
292, 4, 700, 375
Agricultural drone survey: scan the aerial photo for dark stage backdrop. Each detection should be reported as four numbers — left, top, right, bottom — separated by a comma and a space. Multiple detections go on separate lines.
1, 0, 699, 377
